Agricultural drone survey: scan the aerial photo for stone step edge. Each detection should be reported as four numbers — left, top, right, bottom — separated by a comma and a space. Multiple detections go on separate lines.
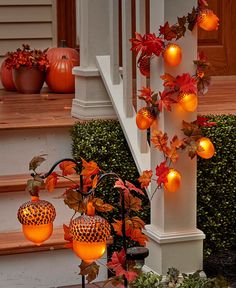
0, 227, 113, 256
0, 173, 81, 193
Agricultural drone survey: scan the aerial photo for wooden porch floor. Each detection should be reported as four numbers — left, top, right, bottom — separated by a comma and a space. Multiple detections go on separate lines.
0, 76, 235, 131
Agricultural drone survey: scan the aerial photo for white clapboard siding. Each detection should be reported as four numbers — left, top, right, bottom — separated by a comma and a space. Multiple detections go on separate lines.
0, 0, 56, 88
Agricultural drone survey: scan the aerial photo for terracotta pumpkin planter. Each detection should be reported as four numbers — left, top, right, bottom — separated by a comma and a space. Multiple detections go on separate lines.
0, 59, 16, 91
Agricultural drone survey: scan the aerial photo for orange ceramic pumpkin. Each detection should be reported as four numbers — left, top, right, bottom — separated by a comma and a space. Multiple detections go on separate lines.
196, 137, 215, 159
163, 44, 182, 67
46, 56, 79, 93
46, 41, 80, 64
0, 59, 16, 91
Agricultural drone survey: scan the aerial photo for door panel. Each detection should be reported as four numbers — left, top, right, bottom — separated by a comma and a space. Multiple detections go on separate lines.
198, 0, 236, 75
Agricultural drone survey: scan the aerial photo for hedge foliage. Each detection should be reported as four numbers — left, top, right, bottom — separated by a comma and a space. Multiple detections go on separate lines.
197, 114, 236, 255
71, 115, 236, 256
71, 120, 150, 254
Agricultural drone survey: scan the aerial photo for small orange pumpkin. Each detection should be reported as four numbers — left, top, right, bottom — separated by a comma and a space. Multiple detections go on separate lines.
196, 137, 215, 159
164, 169, 181, 193
178, 93, 198, 112
0, 59, 16, 91
46, 56, 79, 93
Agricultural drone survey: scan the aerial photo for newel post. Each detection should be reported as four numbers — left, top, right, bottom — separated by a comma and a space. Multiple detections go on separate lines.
72, 0, 116, 119
144, 0, 205, 274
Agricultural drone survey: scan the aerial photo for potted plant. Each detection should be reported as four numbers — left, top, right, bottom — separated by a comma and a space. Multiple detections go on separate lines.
5, 44, 49, 94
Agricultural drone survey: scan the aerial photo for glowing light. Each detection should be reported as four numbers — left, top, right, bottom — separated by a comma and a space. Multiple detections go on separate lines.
164, 169, 181, 193
136, 107, 156, 130
197, 137, 215, 159
178, 93, 198, 112
163, 44, 182, 67
198, 9, 219, 31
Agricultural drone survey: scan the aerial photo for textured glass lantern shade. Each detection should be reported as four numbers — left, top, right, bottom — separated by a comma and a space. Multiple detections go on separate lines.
198, 9, 219, 31
70, 215, 111, 263
163, 44, 182, 67
17, 197, 56, 246
197, 137, 215, 159
136, 107, 156, 130
178, 93, 198, 112
164, 169, 181, 193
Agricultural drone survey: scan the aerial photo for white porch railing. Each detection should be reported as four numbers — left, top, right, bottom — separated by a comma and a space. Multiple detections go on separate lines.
96, 0, 151, 179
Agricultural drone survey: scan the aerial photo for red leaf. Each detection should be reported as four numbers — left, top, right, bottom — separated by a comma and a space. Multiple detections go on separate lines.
196, 116, 217, 127
59, 161, 76, 176
160, 73, 176, 89
107, 249, 126, 277
114, 179, 129, 194
45, 172, 58, 192
159, 22, 177, 41
125, 180, 145, 195
170, 135, 185, 149
157, 91, 176, 112
155, 161, 170, 186
176, 73, 197, 94
138, 170, 153, 188
138, 86, 154, 104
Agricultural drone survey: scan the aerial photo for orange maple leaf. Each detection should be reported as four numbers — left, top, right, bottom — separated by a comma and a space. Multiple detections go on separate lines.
81, 158, 100, 177
112, 219, 123, 236
45, 172, 58, 192
130, 228, 148, 246
63, 224, 73, 249
138, 170, 153, 188
59, 161, 76, 176
164, 146, 179, 163
124, 193, 142, 212
170, 135, 185, 149
151, 130, 168, 152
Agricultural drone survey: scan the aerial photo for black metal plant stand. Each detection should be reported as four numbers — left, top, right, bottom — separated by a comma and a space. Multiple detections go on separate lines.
37, 158, 148, 288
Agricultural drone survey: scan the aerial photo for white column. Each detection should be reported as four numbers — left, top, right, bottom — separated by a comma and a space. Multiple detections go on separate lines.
72, 0, 116, 119
144, 0, 205, 274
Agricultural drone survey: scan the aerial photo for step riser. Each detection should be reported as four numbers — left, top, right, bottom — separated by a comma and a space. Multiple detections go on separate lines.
0, 188, 74, 232
0, 127, 72, 176
0, 249, 108, 288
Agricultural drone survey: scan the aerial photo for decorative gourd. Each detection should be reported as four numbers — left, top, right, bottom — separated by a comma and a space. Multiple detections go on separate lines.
17, 196, 56, 246
0, 59, 16, 91
46, 40, 80, 64
70, 215, 111, 263
46, 56, 79, 93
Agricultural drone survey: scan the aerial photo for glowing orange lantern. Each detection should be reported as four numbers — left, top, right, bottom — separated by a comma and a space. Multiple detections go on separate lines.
178, 93, 198, 112
17, 196, 56, 246
198, 9, 219, 31
164, 169, 181, 193
196, 137, 215, 159
70, 215, 111, 263
163, 44, 182, 67
136, 107, 156, 130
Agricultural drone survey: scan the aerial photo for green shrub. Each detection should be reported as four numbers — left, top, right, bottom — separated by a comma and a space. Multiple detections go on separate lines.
71, 120, 150, 254
197, 114, 236, 255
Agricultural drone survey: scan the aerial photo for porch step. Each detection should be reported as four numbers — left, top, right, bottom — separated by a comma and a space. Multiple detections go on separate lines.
0, 89, 79, 130
0, 227, 66, 256
0, 173, 81, 193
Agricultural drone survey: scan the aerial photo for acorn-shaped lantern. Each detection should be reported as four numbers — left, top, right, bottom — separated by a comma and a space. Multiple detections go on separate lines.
163, 44, 182, 67
178, 93, 198, 112
17, 196, 56, 246
196, 137, 215, 159
70, 214, 111, 263
164, 169, 181, 193
198, 9, 219, 31
136, 107, 156, 130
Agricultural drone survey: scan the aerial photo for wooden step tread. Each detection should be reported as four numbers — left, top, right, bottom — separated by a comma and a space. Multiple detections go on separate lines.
0, 227, 66, 256
0, 89, 82, 130
0, 173, 81, 193
0, 228, 113, 256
